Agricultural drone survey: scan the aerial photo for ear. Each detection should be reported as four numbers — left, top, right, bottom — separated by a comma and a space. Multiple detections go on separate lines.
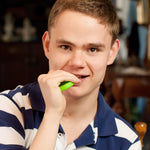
42, 31, 50, 59
107, 39, 120, 65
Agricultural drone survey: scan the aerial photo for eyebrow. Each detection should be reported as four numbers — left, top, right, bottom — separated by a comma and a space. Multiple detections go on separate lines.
56, 39, 75, 46
86, 43, 106, 49
56, 39, 106, 49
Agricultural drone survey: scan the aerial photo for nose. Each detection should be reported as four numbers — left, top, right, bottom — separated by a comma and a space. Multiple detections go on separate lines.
68, 51, 86, 68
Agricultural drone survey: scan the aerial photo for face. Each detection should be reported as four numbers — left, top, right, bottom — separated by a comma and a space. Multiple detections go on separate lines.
42, 10, 119, 99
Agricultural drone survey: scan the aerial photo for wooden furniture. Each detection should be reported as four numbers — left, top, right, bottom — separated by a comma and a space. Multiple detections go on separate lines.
0, 0, 51, 91
0, 42, 48, 91
111, 66, 150, 98
104, 66, 150, 117
135, 122, 147, 148
111, 74, 150, 116
104, 67, 149, 149
108, 67, 150, 149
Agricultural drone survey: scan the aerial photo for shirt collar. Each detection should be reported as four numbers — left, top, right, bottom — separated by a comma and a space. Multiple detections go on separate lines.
94, 92, 118, 136
29, 82, 118, 137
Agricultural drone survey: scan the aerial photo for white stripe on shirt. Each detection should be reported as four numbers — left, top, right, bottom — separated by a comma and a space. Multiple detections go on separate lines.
115, 118, 138, 143
25, 128, 37, 148
129, 141, 142, 150
0, 95, 24, 127
0, 127, 24, 145
12, 93, 32, 110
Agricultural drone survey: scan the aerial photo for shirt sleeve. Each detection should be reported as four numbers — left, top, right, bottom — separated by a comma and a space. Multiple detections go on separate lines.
128, 140, 142, 150
0, 94, 27, 150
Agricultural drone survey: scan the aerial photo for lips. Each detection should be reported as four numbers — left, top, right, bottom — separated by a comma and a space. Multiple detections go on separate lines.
72, 74, 89, 86
73, 74, 90, 80
78, 75, 89, 79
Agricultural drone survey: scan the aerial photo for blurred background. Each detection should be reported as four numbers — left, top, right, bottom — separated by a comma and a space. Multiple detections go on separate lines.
0, 0, 150, 149
0, 0, 54, 91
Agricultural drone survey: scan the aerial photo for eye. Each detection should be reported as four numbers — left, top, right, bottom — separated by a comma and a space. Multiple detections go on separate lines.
60, 45, 71, 50
89, 48, 99, 53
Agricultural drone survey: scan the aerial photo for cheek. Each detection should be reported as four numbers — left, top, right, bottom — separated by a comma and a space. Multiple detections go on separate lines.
94, 63, 107, 78
91, 57, 108, 82
92, 55, 108, 71
49, 56, 61, 70
49, 52, 66, 70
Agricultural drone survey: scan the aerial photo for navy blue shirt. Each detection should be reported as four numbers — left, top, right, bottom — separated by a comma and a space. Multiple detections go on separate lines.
0, 82, 141, 149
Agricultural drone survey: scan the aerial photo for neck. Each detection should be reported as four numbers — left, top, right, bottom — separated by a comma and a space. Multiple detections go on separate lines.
60, 89, 99, 145
63, 88, 99, 119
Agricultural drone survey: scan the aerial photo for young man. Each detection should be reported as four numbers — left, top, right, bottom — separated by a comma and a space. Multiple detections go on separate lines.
0, 0, 141, 149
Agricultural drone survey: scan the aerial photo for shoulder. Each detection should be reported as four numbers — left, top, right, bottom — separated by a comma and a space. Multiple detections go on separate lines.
0, 83, 37, 149
0, 83, 36, 109
97, 92, 141, 149
114, 117, 138, 142
114, 116, 141, 149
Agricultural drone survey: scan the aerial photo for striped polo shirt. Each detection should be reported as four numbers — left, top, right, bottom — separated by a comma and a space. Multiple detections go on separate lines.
0, 82, 141, 150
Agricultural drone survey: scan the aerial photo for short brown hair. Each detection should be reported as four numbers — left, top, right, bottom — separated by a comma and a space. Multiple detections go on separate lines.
48, 0, 119, 44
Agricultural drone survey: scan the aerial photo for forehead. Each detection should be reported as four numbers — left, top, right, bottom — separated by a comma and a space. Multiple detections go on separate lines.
50, 10, 112, 47
52, 10, 108, 31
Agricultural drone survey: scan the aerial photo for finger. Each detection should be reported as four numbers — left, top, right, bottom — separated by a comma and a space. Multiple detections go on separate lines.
51, 70, 81, 82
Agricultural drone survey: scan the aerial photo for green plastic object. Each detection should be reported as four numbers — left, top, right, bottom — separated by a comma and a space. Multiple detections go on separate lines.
59, 81, 74, 91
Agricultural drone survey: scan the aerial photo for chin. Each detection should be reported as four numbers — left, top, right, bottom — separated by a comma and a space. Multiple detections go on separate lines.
63, 87, 86, 99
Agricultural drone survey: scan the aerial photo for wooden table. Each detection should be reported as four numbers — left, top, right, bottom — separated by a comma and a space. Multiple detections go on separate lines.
104, 66, 150, 118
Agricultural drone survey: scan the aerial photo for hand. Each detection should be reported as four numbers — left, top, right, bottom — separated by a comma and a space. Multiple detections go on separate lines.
38, 70, 80, 117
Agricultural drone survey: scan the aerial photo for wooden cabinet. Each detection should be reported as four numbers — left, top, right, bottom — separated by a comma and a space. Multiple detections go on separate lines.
0, 42, 48, 91
0, 1, 52, 91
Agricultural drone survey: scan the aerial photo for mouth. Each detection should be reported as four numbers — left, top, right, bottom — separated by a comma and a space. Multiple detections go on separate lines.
76, 75, 90, 79
72, 75, 90, 86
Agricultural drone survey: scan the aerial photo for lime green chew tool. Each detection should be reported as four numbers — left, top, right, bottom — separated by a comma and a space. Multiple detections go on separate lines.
59, 81, 74, 91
